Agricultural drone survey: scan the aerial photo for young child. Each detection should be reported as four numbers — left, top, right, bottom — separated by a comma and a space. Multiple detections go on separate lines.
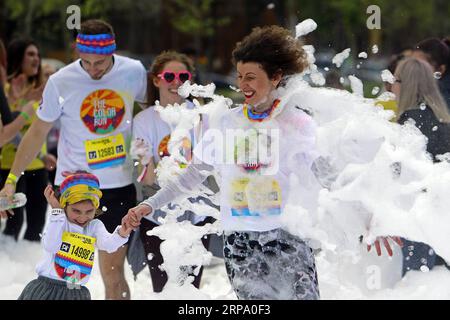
18, 172, 133, 300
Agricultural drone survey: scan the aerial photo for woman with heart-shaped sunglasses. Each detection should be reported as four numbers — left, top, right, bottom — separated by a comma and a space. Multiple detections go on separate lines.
130, 51, 216, 293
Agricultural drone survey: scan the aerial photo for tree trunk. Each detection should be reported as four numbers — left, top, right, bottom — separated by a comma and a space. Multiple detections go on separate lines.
24, 0, 36, 36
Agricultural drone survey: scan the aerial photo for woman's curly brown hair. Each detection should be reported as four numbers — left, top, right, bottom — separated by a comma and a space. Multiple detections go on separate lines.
232, 25, 309, 82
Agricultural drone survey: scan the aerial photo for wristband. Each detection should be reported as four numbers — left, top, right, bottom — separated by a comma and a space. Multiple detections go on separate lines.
51, 208, 65, 216
19, 111, 31, 122
18, 99, 27, 107
5, 173, 18, 186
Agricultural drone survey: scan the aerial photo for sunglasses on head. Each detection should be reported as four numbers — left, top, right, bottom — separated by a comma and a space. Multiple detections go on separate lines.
158, 70, 192, 83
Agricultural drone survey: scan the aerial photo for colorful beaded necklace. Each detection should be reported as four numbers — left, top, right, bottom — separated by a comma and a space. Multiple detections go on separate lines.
243, 99, 281, 122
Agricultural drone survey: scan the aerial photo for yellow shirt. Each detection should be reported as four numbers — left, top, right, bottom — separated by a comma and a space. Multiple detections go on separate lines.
376, 99, 398, 122
1, 84, 47, 170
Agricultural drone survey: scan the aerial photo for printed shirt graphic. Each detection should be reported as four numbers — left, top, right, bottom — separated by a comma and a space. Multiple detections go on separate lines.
158, 134, 192, 166
36, 54, 147, 188
81, 89, 127, 169
81, 89, 125, 134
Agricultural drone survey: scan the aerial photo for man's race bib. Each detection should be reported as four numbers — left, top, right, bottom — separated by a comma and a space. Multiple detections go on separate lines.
85, 133, 126, 169
54, 232, 96, 284
230, 177, 282, 216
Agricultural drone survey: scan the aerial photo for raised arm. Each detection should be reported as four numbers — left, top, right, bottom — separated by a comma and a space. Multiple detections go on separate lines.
94, 221, 129, 253
0, 101, 36, 147
41, 208, 67, 253
10, 118, 52, 176
0, 118, 53, 200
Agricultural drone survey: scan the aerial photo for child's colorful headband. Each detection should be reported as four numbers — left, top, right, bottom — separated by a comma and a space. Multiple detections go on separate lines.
59, 173, 103, 208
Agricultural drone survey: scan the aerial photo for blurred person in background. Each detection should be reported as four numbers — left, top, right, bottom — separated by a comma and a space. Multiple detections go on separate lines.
0, 38, 36, 149
394, 57, 450, 275
130, 50, 217, 292
376, 52, 408, 117
413, 38, 450, 111
1, 38, 53, 242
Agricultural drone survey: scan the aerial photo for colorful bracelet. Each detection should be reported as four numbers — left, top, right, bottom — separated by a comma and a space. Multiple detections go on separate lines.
5, 173, 18, 186
19, 111, 31, 122
18, 99, 27, 107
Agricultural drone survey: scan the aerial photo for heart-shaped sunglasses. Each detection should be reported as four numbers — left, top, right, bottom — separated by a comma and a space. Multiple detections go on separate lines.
158, 70, 192, 83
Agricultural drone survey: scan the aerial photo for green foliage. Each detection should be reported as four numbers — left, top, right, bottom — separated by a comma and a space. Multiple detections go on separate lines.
165, 0, 230, 37
294, 0, 450, 52
4, 0, 161, 36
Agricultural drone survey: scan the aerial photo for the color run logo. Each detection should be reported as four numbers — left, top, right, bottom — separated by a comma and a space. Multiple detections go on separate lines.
93, 98, 116, 127
193, 128, 280, 175
80, 89, 125, 134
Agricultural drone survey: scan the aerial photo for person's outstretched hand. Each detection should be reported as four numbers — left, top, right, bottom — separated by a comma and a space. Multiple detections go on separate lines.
0, 182, 16, 218
122, 204, 152, 230
118, 218, 134, 238
23, 83, 44, 103
367, 236, 403, 257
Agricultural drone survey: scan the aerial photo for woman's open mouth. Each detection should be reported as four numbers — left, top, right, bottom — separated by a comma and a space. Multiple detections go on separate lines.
243, 91, 255, 99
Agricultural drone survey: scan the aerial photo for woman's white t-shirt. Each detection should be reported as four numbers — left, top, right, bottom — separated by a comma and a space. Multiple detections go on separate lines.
133, 101, 210, 224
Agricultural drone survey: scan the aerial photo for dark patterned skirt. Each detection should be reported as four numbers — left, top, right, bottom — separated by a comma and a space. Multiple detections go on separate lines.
18, 276, 91, 300
223, 228, 320, 300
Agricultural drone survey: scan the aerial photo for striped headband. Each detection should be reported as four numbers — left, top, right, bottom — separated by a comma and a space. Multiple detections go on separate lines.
76, 33, 116, 55
59, 173, 103, 208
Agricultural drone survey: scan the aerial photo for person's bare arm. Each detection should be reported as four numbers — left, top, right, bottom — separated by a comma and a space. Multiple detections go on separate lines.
140, 160, 157, 186
0, 118, 53, 217
9, 118, 53, 177
0, 101, 35, 147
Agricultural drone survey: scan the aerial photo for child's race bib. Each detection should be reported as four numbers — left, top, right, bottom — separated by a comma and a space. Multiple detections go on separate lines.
84, 133, 126, 170
54, 232, 96, 284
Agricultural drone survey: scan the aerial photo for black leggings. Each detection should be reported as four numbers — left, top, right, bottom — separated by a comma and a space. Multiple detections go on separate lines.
140, 217, 214, 293
1, 169, 49, 241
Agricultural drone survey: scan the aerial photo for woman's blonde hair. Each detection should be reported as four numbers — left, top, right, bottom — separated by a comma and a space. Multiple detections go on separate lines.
396, 57, 450, 123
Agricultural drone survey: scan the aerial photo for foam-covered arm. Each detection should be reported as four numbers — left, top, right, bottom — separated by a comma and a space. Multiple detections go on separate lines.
141, 161, 214, 212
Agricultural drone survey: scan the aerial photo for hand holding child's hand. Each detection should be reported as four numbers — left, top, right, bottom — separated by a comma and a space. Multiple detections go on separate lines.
120, 204, 152, 233
44, 185, 61, 209
129, 204, 151, 225
118, 218, 134, 238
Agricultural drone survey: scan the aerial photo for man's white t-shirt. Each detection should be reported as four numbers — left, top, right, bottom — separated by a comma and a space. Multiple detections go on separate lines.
37, 54, 147, 188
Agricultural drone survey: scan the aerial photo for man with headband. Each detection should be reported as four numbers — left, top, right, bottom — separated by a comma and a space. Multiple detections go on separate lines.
0, 19, 147, 300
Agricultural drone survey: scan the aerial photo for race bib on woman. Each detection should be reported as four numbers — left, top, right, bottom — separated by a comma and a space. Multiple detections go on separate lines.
230, 177, 282, 217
